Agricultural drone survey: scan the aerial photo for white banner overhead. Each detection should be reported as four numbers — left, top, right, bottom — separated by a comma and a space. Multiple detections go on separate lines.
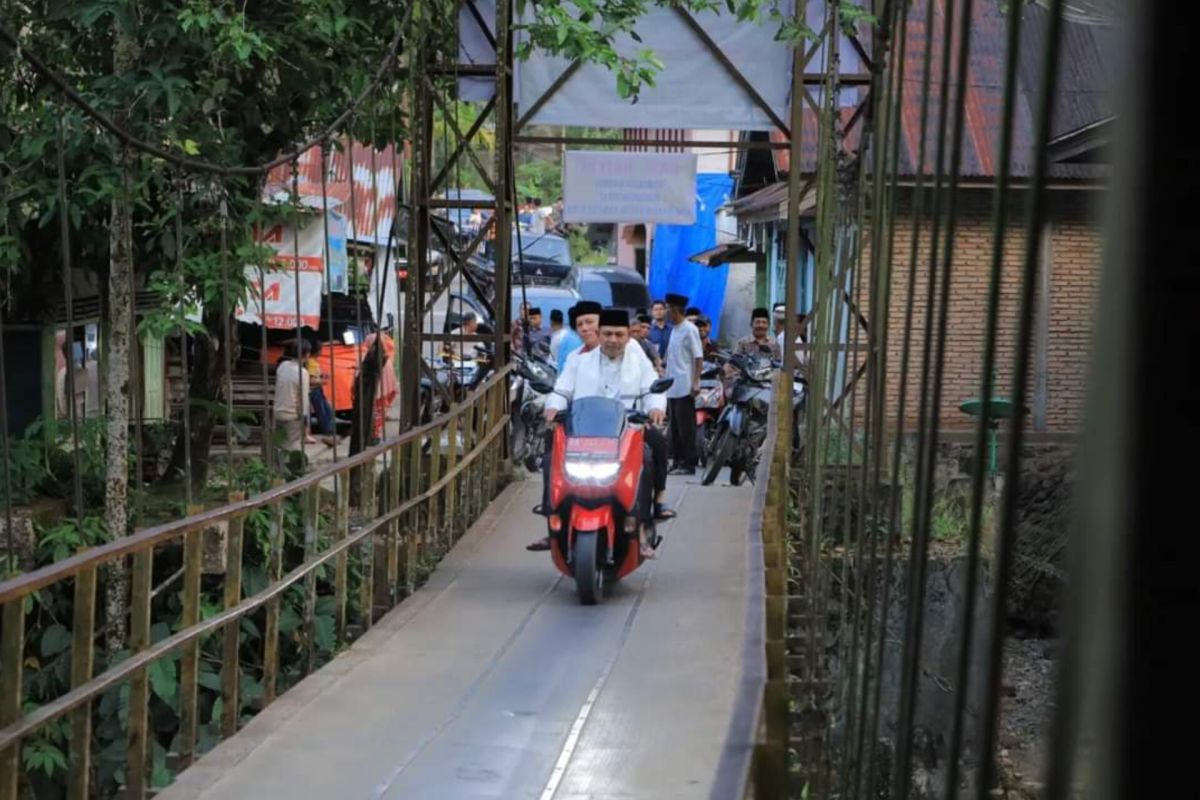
563, 151, 698, 224
514, 1, 794, 130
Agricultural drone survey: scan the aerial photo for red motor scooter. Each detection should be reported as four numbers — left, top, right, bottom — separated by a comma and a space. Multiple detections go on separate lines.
694, 353, 728, 467
538, 378, 673, 604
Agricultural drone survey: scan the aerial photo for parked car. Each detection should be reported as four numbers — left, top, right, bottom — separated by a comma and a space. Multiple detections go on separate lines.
509, 283, 583, 329
442, 283, 582, 336
572, 266, 651, 315
511, 232, 574, 282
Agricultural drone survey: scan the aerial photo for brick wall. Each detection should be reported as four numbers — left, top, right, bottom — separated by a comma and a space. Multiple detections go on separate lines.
835, 187, 1102, 434
1042, 194, 1103, 432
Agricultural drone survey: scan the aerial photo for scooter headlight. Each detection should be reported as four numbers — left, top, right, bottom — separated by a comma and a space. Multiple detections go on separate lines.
565, 460, 620, 482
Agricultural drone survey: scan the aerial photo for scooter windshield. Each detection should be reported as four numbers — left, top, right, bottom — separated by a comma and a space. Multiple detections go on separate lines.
565, 396, 626, 438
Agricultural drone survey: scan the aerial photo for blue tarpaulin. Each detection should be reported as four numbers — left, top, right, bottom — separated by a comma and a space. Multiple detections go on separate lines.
648, 172, 735, 339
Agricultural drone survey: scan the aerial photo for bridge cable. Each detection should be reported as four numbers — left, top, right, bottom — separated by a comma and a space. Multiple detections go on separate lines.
942, 0, 1025, 794
975, 2, 1068, 797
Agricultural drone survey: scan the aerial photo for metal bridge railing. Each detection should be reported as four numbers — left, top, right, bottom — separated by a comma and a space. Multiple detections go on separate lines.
0, 365, 511, 800
709, 375, 793, 799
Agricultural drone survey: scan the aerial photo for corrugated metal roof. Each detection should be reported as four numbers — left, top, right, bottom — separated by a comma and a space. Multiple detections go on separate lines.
729, 181, 789, 215
264, 139, 402, 245
893, 0, 1108, 180
1021, 4, 1116, 141
688, 242, 764, 266
727, 180, 817, 222
766, 2, 1110, 181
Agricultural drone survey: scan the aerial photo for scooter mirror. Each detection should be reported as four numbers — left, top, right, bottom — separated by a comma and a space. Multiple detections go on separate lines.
649, 377, 674, 394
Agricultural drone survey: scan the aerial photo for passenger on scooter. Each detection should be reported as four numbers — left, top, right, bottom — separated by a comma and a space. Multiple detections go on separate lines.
528, 301, 604, 547
555, 300, 602, 373
527, 308, 673, 557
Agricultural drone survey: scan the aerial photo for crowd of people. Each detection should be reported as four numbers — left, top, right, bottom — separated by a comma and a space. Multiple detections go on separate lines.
460, 196, 569, 246
268, 289, 808, 532
516, 197, 563, 235
514, 290, 810, 558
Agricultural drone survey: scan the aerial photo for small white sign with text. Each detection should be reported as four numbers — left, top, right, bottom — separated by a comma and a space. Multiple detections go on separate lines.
563, 151, 697, 225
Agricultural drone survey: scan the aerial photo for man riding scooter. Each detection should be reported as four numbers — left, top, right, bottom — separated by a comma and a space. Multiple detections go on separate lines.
530, 308, 675, 558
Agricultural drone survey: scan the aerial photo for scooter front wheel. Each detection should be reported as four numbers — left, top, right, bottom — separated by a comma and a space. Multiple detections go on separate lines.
695, 424, 709, 467
574, 531, 604, 605
703, 428, 736, 486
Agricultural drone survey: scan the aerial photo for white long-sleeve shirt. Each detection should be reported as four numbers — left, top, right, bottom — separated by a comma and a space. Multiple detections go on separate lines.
545, 342, 666, 415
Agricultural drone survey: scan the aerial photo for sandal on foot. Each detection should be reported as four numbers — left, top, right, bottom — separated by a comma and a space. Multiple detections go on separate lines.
526, 538, 551, 552
653, 504, 677, 521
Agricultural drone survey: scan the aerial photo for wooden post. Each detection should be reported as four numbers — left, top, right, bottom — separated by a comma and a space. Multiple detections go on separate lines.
334, 472, 350, 645
222, 495, 245, 739
177, 505, 204, 769
372, 452, 391, 617
263, 490, 285, 704
406, 438, 422, 595
428, 423, 443, 556
301, 487, 319, 675
0, 600, 24, 800
67, 566, 97, 799
359, 463, 377, 629
445, 414, 459, 545
483, 385, 500, 502
126, 547, 153, 798
388, 444, 403, 607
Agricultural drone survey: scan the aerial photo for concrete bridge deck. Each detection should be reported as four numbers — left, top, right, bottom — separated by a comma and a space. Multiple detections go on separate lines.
160, 472, 753, 800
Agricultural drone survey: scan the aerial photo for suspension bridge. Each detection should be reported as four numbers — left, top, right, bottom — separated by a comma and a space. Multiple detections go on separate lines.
0, 0, 1173, 799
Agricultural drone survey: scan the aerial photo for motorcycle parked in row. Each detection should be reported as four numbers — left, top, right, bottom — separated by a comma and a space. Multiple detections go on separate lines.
418, 343, 496, 423
694, 357, 726, 467
510, 349, 558, 471
700, 349, 775, 487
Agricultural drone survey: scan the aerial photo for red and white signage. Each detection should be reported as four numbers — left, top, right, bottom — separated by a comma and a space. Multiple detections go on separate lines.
235, 220, 326, 330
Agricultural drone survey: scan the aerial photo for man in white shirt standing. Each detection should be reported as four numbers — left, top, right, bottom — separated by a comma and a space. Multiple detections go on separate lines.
776, 312, 811, 375
662, 293, 704, 475
527, 309, 674, 556
548, 308, 566, 363
273, 339, 311, 471
528, 196, 547, 235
